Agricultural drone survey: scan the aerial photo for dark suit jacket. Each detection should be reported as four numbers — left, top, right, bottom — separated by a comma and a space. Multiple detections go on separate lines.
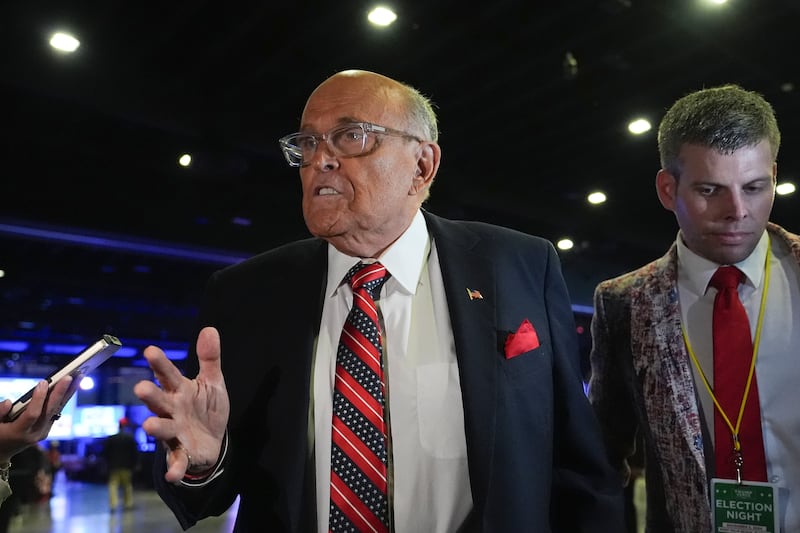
589, 222, 800, 533
153, 210, 625, 532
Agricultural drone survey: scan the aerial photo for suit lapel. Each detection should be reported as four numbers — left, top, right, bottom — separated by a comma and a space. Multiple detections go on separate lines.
252, 240, 328, 532
423, 212, 497, 510
768, 221, 800, 264
630, 246, 710, 526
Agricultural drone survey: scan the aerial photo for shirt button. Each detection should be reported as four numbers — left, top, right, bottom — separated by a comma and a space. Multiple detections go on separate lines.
770, 475, 781, 484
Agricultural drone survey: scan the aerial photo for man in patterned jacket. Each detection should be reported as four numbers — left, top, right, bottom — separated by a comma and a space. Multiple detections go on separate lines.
589, 85, 800, 532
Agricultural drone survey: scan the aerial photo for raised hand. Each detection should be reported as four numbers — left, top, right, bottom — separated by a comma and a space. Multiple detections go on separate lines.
134, 326, 230, 483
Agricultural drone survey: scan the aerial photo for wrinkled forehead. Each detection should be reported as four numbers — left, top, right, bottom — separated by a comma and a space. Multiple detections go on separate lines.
300, 75, 405, 131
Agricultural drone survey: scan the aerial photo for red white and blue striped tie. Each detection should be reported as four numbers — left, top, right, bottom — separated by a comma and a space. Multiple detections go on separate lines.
329, 262, 391, 533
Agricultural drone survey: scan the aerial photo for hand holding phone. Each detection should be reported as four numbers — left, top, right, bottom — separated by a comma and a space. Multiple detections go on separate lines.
4, 334, 122, 422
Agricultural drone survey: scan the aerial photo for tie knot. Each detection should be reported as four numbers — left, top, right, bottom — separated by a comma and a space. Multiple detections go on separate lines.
345, 261, 390, 298
709, 265, 744, 291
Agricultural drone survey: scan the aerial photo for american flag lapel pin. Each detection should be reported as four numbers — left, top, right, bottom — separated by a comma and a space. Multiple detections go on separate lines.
466, 287, 483, 300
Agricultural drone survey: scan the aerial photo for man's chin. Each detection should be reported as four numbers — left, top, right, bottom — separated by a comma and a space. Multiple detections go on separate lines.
305, 218, 345, 240
709, 244, 758, 266
304, 210, 337, 233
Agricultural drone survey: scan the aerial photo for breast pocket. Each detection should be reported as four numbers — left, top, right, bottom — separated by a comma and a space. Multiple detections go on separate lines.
502, 344, 552, 388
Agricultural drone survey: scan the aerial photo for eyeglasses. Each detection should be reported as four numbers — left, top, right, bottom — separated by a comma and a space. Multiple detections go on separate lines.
278, 122, 425, 168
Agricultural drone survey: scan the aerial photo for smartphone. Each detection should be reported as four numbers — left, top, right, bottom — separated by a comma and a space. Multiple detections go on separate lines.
4, 334, 122, 422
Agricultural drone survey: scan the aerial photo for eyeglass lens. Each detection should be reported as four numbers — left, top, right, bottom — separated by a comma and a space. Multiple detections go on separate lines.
285, 124, 369, 165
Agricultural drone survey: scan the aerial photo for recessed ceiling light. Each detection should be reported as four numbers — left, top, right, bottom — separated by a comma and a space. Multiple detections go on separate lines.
367, 6, 398, 27
49, 32, 80, 53
587, 191, 607, 205
628, 118, 651, 135
557, 238, 574, 251
776, 182, 796, 196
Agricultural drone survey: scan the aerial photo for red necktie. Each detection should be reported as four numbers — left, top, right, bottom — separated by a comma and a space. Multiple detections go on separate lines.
709, 266, 767, 481
329, 262, 390, 532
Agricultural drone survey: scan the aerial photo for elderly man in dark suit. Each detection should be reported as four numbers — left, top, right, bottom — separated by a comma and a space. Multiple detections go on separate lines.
135, 69, 624, 532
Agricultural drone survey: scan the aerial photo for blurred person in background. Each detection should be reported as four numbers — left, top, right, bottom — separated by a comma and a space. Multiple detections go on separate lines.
44, 440, 62, 497
104, 417, 140, 511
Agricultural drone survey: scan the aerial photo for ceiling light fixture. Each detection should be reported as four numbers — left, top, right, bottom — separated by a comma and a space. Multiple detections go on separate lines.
627, 118, 651, 135
776, 182, 796, 196
557, 238, 574, 251
49, 32, 80, 53
367, 6, 398, 27
587, 191, 607, 205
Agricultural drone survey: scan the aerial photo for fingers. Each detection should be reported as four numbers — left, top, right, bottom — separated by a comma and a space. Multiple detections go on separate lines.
0, 378, 69, 458
134, 347, 192, 420
132, 380, 165, 413
142, 345, 185, 391
16, 380, 51, 423
26, 380, 51, 412
135, 327, 229, 485
136, 339, 201, 443
28, 377, 73, 439
196, 327, 223, 385
141, 415, 177, 442
164, 445, 190, 483
48, 376, 76, 414
39, 376, 74, 429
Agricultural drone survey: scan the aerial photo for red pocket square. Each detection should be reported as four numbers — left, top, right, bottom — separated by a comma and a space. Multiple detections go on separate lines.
504, 319, 540, 359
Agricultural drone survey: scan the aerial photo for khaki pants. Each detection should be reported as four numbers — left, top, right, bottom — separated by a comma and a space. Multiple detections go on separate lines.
108, 468, 134, 509
633, 475, 646, 533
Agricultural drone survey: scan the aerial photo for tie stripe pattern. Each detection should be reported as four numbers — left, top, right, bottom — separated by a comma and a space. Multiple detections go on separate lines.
330, 262, 390, 533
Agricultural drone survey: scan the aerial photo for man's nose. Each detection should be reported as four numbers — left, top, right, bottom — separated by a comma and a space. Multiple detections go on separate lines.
724, 190, 748, 220
310, 139, 339, 171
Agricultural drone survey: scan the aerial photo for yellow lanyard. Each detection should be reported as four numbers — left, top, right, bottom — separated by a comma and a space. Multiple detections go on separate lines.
681, 239, 771, 452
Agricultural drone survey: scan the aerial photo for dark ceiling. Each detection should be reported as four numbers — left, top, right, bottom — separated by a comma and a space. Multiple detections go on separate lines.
2, 0, 799, 368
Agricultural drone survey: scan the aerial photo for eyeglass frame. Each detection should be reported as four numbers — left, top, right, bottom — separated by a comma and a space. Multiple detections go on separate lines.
278, 121, 426, 168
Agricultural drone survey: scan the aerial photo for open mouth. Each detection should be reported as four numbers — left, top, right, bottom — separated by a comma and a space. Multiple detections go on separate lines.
316, 186, 341, 196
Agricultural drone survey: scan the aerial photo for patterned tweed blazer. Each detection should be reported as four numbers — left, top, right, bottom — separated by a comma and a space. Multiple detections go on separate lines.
588, 222, 800, 533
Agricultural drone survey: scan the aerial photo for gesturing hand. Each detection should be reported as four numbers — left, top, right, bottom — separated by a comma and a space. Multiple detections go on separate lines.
134, 326, 230, 483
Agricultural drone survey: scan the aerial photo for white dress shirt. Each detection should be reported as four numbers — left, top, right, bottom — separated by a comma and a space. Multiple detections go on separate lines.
312, 210, 473, 532
677, 230, 800, 531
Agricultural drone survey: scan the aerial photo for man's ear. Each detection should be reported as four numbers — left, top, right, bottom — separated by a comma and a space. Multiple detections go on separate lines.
409, 142, 441, 195
655, 168, 678, 211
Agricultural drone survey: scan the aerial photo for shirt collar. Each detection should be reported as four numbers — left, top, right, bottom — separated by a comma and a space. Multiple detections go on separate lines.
327, 210, 430, 297
676, 229, 769, 295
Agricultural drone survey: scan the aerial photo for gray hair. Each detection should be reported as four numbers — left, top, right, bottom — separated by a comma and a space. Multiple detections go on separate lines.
657, 84, 780, 178
398, 82, 439, 142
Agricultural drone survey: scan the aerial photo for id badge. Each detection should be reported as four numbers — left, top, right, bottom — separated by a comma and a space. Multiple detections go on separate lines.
711, 478, 779, 533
